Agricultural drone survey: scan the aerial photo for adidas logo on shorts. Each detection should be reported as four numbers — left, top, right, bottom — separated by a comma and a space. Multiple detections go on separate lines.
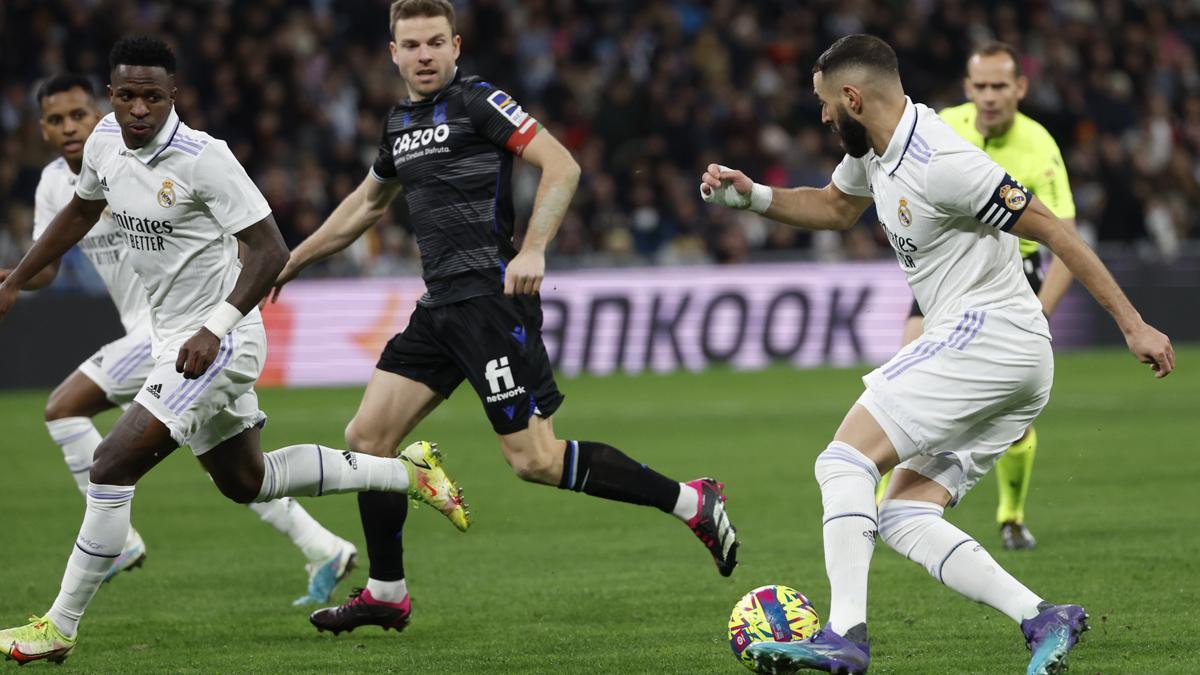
145, 383, 162, 398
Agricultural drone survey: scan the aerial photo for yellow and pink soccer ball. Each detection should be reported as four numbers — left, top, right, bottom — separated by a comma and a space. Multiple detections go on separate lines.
728, 585, 821, 670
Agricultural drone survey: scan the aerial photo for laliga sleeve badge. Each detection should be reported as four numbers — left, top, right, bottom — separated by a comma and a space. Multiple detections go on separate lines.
157, 179, 177, 208
898, 198, 912, 227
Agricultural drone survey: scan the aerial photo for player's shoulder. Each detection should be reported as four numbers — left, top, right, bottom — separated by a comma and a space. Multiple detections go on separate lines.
85, 113, 124, 153
1012, 112, 1062, 153
39, 156, 70, 179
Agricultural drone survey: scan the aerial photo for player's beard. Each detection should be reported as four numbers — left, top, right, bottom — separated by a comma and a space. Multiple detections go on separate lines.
834, 107, 871, 158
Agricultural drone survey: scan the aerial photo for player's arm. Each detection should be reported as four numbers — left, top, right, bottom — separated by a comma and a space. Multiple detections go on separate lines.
269, 176, 403, 301
0, 194, 105, 320
176, 216, 288, 379
1010, 199, 1174, 377
1037, 222, 1074, 316
699, 164, 872, 231
0, 262, 60, 290
505, 130, 580, 295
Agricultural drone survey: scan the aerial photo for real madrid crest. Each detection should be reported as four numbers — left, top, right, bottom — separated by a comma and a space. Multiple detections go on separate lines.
898, 198, 912, 227
998, 184, 1026, 211
157, 179, 176, 208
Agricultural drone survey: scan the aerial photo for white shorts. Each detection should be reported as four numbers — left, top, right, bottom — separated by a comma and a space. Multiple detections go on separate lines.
860, 308, 1054, 505
132, 321, 268, 456
77, 329, 155, 406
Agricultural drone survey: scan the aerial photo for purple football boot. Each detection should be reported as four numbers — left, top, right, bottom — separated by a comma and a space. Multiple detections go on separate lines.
745, 623, 870, 674
1022, 602, 1089, 675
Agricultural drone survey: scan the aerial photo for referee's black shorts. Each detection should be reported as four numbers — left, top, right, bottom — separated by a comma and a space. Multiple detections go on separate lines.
377, 293, 564, 435
908, 249, 1045, 318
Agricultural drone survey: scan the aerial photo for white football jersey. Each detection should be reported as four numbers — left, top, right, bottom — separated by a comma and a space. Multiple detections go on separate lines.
832, 97, 1048, 336
34, 157, 151, 334
76, 109, 271, 348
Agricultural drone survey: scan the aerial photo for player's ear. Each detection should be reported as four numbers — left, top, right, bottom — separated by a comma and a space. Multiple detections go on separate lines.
452, 33, 462, 59
1014, 75, 1029, 101
962, 77, 972, 102
841, 84, 863, 114
389, 41, 400, 67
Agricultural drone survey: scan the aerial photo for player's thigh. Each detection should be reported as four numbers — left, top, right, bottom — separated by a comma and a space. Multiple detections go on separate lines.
347, 369, 445, 456
45, 369, 114, 421
440, 294, 565, 437
138, 322, 267, 457
862, 308, 1050, 459
90, 403, 179, 485
832, 402, 902, 475
881, 467, 953, 507
893, 395, 1046, 507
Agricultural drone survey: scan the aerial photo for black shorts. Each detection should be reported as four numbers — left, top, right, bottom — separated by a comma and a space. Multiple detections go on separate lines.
908, 250, 1045, 318
377, 293, 564, 435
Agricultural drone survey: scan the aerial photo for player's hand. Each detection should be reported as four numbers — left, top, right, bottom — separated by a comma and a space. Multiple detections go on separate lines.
176, 328, 221, 379
1124, 322, 1175, 378
0, 280, 18, 323
699, 164, 754, 208
504, 249, 545, 296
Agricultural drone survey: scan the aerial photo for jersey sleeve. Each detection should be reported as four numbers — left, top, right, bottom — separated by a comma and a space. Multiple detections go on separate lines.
831, 154, 872, 197
463, 83, 541, 157
75, 135, 106, 202
32, 174, 59, 241
926, 148, 1031, 232
192, 140, 272, 234
370, 121, 400, 183
1027, 137, 1076, 219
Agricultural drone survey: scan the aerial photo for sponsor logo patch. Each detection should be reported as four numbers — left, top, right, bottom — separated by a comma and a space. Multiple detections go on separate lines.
487, 90, 529, 127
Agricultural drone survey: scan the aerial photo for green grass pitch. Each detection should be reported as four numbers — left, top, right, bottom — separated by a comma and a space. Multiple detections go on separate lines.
1, 347, 1197, 673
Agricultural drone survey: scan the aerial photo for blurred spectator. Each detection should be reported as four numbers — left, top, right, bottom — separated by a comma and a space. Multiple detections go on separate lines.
2, 0, 1199, 280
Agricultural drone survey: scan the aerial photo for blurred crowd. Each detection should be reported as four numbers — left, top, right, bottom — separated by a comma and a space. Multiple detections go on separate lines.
2, 0, 1199, 287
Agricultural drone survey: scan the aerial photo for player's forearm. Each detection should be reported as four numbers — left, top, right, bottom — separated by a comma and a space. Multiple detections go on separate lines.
3, 205, 96, 290
1038, 253, 1072, 316
521, 162, 580, 253
764, 186, 858, 231
289, 188, 380, 271
21, 262, 60, 291
1040, 227, 1141, 333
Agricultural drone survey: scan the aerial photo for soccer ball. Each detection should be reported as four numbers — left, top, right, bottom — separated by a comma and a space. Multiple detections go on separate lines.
728, 585, 821, 670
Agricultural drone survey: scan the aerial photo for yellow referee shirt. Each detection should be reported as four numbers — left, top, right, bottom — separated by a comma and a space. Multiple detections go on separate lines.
938, 102, 1075, 257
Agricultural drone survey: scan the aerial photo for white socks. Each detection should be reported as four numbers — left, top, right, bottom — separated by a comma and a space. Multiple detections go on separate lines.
46, 417, 102, 495
366, 578, 409, 604
814, 442, 881, 634
47, 483, 135, 637
879, 499, 1043, 622
246, 498, 342, 562
256, 444, 409, 502
672, 482, 699, 521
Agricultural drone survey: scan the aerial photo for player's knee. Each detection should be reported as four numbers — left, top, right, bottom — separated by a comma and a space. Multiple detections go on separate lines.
814, 442, 881, 487
89, 442, 133, 485
500, 437, 557, 484
43, 392, 77, 422
344, 420, 394, 458
216, 476, 260, 504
